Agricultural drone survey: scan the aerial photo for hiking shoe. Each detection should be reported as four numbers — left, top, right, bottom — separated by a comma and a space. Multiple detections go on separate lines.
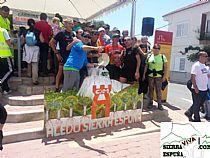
55, 88, 60, 93
33, 81, 39, 85
3, 90, 12, 95
200, 105, 205, 114
147, 100, 153, 109
158, 103, 164, 110
184, 111, 194, 122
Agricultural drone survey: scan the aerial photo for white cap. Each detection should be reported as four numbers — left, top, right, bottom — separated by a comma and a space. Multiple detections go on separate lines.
98, 27, 105, 32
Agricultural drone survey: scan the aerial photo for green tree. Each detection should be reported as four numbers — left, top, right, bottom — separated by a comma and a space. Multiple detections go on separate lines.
186, 45, 210, 62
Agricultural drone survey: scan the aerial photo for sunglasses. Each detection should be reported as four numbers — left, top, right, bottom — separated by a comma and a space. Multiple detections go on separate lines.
93, 33, 99, 36
84, 36, 91, 39
2, 10, 9, 14
78, 31, 83, 34
153, 47, 160, 50
112, 36, 120, 39
124, 39, 131, 42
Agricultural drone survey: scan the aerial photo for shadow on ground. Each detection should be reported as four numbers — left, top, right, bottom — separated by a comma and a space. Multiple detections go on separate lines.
41, 98, 177, 155
42, 121, 146, 155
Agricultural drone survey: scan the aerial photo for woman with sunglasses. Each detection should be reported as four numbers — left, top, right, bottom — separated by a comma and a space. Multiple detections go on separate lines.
143, 43, 168, 110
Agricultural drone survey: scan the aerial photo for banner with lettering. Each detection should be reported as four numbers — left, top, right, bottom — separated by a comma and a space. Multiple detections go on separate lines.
154, 30, 173, 101
44, 84, 144, 137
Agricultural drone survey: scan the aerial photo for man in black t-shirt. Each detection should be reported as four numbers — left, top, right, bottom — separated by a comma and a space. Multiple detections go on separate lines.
50, 18, 77, 92
119, 36, 140, 84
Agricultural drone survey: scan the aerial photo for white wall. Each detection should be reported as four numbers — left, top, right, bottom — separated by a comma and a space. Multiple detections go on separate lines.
163, 3, 210, 73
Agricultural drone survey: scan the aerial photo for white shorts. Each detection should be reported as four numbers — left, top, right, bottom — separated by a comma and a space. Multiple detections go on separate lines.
23, 44, 40, 63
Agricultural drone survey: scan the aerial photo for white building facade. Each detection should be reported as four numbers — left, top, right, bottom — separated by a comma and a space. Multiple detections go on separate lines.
163, 1, 210, 83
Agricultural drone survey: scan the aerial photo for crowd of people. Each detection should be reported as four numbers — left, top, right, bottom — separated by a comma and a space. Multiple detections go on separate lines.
0, 6, 171, 111
0, 5, 170, 150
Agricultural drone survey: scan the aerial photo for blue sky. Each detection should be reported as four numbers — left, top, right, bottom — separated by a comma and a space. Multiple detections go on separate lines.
98, 0, 196, 41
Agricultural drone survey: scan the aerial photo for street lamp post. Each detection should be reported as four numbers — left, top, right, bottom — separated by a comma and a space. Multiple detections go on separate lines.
130, 0, 136, 37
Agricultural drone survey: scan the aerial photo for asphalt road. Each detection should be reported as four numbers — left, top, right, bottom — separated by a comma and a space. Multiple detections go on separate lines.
167, 82, 192, 110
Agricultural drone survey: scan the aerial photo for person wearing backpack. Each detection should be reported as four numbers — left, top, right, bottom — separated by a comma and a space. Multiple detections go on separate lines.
184, 51, 209, 122
23, 19, 44, 85
143, 43, 168, 110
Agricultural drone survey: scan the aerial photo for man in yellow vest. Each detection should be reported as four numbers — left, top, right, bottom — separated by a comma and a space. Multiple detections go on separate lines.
0, 26, 13, 95
0, 6, 10, 31
143, 43, 168, 110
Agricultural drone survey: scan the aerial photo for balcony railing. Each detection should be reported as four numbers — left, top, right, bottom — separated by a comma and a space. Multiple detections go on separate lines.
199, 32, 210, 45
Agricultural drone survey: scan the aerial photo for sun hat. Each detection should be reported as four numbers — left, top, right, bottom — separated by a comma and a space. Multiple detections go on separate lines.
98, 27, 105, 32
63, 18, 73, 23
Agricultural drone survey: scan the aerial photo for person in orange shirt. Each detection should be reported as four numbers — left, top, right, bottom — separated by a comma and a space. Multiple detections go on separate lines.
104, 33, 124, 80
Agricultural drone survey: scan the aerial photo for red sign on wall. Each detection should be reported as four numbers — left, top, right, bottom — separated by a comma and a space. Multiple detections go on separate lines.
154, 30, 173, 45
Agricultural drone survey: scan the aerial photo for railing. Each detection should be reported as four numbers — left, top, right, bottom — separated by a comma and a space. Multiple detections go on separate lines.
199, 32, 210, 41
11, 37, 22, 77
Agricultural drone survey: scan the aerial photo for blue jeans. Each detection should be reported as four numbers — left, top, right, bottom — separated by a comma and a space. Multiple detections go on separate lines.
188, 89, 207, 122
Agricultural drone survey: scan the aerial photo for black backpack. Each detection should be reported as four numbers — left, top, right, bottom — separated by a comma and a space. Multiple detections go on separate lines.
187, 79, 192, 91
147, 54, 168, 90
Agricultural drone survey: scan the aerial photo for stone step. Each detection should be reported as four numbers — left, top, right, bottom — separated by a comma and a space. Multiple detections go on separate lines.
21, 76, 55, 85
9, 77, 22, 91
5, 104, 44, 123
3, 120, 44, 144
5, 94, 44, 106
9, 76, 55, 92
17, 84, 55, 95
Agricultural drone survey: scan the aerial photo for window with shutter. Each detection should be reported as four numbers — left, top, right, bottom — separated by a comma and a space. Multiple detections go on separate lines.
176, 23, 189, 37
174, 56, 186, 72
200, 14, 207, 39
206, 20, 210, 35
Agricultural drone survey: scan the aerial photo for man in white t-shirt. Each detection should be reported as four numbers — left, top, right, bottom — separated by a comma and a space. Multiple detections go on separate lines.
184, 51, 209, 122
